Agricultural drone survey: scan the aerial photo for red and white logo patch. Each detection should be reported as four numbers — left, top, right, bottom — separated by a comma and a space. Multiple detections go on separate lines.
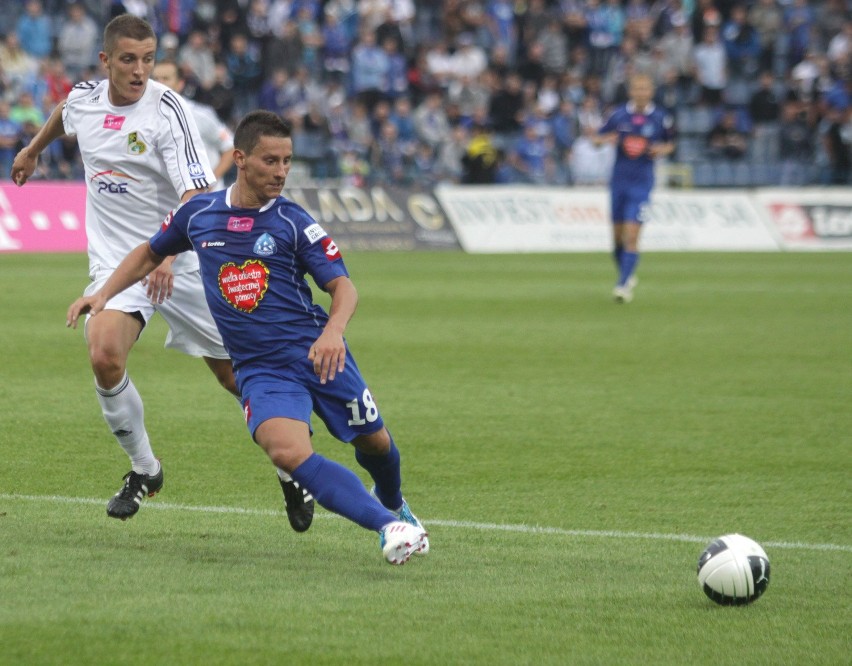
160, 209, 175, 232
321, 237, 341, 261
218, 259, 269, 313
103, 114, 126, 130
243, 399, 251, 423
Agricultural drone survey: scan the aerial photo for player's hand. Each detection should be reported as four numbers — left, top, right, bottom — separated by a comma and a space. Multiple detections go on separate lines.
66, 294, 105, 329
10, 148, 37, 186
308, 330, 346, 384
142, 262, 175, 303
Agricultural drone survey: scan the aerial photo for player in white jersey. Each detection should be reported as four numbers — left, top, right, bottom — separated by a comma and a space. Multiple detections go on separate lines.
152, 60, 234, 191
10, 14, 313, 530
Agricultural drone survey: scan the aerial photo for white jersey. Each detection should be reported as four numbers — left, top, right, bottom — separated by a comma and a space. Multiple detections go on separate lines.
185, 98, 233, 191
62, 79, 215, 276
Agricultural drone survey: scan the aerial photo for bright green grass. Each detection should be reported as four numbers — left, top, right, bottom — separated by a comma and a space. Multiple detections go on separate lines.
1, 251, 850, 665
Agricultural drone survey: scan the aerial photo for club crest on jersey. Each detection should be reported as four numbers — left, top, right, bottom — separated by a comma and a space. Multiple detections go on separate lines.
103, 114, 125, 130
127, 131, 146, 155
253, 232, 276, 256
321, 237, 341, 260
218, 260, 269, 313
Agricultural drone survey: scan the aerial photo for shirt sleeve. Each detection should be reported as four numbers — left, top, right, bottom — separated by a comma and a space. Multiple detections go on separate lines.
157, 89, 216, 197
293, 210, 349, 289
149, 204, 194, 257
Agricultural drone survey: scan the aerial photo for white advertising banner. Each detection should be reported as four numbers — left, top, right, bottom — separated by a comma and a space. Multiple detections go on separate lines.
437, 186, 781, 252
753, 188, 852, 251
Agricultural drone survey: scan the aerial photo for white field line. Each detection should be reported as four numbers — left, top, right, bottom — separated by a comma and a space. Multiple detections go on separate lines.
1, 493, 850, 554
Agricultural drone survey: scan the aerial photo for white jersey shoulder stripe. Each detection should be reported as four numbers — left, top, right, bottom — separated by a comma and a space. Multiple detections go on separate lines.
160, 89, 210, 191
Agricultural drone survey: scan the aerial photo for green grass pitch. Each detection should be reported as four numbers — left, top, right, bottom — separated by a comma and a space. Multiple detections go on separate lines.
1, 251, 850, 665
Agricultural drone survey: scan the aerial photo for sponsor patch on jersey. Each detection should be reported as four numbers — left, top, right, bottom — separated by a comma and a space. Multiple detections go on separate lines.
321, 237, 340, 260
227, 216, 254, 232
622, 135, 648, 159
201, 240, 226, 248
160, 208, 176, 232
253, 232, 277, 256
188, 162, 205, 178
127, 131, 146, 155
304, 223, 327, 243
218, 260, 269, 313
103, 114, 125, 130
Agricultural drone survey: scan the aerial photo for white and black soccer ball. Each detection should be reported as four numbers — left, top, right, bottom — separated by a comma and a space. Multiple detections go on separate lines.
697, 533, 770, 606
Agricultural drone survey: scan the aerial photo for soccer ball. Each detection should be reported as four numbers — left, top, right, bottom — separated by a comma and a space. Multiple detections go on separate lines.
696, 534, 770, 606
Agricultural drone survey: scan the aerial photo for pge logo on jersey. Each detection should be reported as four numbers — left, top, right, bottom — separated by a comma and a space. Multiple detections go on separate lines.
91, 169, 139, 194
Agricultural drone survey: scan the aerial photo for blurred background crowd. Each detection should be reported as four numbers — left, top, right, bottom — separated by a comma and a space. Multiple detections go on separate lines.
1, 0, 851, 188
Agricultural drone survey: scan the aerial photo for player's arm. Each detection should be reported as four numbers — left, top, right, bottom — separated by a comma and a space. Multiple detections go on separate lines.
10, 102, 67, 185
593, 131, 618, 146
67, 242, 166, 328
648, 140, 675, 158
308, 276, 359, 385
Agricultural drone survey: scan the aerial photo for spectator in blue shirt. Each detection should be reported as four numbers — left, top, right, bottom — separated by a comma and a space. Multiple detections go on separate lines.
16, 0, 52, 60
0, 101, 22, 180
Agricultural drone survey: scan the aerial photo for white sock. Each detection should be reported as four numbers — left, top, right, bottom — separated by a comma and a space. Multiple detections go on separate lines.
95, 373, 158, 475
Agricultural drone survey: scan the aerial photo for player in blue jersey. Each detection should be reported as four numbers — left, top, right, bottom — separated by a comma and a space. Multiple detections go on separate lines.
66, 111, 428, 565
596, 73, 675, 303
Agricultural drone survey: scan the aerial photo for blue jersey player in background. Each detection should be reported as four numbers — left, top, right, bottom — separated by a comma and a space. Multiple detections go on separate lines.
597, 73, 675, 303
67, 111, 429, 565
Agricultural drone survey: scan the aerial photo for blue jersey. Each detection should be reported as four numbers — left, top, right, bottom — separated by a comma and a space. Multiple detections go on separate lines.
149, 187, 348, 373
599, 102, 674, 186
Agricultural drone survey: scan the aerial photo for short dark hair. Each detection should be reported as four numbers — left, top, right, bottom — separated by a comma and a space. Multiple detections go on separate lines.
103, 14, 156, 56
234, 111, 292, 155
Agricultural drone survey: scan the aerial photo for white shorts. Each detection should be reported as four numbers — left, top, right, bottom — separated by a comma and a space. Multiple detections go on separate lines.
84, 269, 229, 359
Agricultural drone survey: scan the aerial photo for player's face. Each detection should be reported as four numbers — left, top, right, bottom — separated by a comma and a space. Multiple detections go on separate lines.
629, 77, 654, 109
151, 63, 180, 92
100, 37, 156, 106
243, 135, 293, 201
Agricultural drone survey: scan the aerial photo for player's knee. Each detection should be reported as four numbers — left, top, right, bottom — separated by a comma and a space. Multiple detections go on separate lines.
352, 428, 391, 455
89, 355, 126, 389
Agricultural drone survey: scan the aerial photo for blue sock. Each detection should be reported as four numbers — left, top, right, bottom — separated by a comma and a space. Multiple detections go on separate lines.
618, 251, 639, 287
291, 453, 397, 532
355, 437, 403, 511
613, 245, 624, 270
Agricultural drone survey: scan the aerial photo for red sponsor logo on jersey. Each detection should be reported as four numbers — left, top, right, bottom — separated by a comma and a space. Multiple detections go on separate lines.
321, 237, 340, 260
622, 135, 649, 158
218, 259, 269, 313
103, 114, 126, 130
227, 216, 254, 232
160, 209, 175, 232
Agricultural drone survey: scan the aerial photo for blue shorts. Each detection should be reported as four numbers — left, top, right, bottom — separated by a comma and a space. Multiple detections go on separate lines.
610, 182, 652, 224
237, 349, 385, 443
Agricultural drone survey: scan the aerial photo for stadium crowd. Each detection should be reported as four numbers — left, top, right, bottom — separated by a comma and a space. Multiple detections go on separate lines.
1, 0, 851, 188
